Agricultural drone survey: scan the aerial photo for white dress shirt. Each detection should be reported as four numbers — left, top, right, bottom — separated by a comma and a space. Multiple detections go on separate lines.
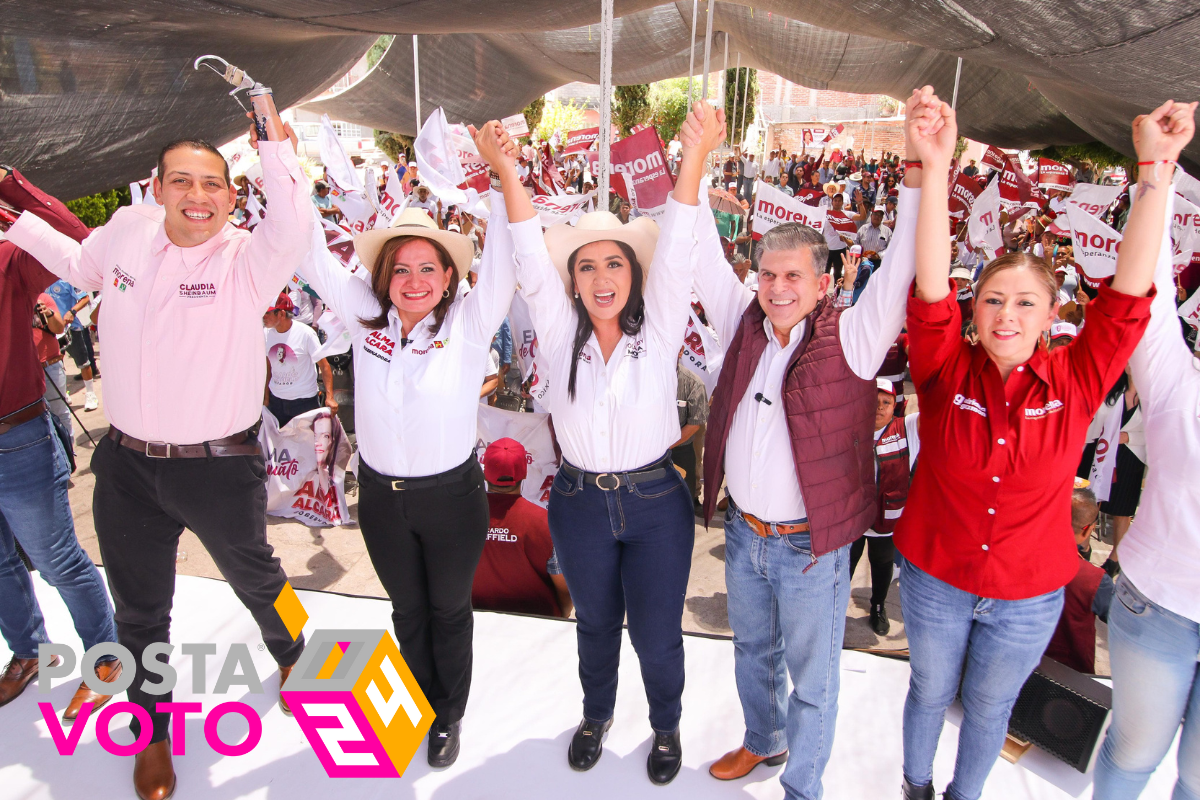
510, 195, 700, 472
1119, 191, 1200, 622
692, 183, 921, 522
298, 196, 517, 477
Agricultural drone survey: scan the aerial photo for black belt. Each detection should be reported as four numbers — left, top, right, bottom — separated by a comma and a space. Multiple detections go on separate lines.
107, 427, 261, 458
560, 453, 673, 491
359, 455, 479, 491
0, 399, 47, 435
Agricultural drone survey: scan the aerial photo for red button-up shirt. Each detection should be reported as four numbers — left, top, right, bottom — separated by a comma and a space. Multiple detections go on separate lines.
0, 171, 90, 418
894, 279, 1153, 600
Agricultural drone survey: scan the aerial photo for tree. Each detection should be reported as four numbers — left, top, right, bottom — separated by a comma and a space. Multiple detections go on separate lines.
366, 36, 394, 69
1029, 142, 1134, 175
723, 68, 758, 146
65, 187, 130, 226
649, 78, 690, 144
374, 130, 413, 162
534, 99, 589, 142
613, 84, 651, 137
522, 97, 546, 141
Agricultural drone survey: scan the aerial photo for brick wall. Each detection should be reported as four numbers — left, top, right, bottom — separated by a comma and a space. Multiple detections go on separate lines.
767, 121, 906, 162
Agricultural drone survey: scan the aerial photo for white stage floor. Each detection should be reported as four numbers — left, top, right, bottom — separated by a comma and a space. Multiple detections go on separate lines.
0, 570, 1179, 799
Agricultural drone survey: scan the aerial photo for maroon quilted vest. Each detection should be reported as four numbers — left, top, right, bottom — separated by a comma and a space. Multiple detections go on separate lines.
703, 296, 877, 556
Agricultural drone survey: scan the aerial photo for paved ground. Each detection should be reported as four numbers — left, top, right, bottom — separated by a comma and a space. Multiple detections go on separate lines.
57, 349, 1110, 675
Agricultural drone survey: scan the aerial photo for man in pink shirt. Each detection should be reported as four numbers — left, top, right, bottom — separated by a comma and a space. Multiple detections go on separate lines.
6, 112, 313, 800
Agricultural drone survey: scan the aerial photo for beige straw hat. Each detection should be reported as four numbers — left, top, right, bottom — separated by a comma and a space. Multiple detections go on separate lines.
353, 207, 475, 282
543, 211, 659, 292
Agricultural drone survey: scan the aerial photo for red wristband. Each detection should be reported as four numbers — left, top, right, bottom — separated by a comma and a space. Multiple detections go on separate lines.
904, 160, 923, 170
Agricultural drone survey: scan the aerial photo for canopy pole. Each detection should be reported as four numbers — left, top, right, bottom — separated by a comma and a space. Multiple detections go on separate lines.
686, 0, 698, 109
598, 0, 614, 205
700, 0, 714, 100
720, 33, 728, 103
730, 52, 740, 144
413, 35, 422, 134
951, 56, 962, 110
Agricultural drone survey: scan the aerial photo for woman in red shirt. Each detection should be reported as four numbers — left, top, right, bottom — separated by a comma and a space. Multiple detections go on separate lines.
895, 91, 1190, 800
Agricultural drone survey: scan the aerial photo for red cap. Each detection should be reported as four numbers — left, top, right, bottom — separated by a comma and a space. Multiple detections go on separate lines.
484, 438, 528, 486
267, 292, 294, 314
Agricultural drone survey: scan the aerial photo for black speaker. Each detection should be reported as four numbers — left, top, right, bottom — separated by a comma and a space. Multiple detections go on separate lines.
1007, 656, 1112, 773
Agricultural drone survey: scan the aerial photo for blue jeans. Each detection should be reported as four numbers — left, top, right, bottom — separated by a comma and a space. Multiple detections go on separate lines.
900, 558, 1064, 800
724, 500, 851, 800
1095, 576, 1200, 800
547, 458, 694, 733
0, 412, 115, 659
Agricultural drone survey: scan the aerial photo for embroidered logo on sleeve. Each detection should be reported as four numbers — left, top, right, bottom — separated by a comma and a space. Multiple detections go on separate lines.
178, 282, 216, 299
952, 394, 988, 418
112, 265, 136, 292
364, 331, 395, 362
1025, 399, 1064, 419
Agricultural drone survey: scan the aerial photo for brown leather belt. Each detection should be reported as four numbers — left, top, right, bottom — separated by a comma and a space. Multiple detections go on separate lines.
739, 507, 810, 538
107, 427, 261, 459
0, 400, 47, 435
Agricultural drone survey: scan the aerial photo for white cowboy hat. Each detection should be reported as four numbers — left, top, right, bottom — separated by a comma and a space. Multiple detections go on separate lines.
849, 171, 863, 182
353, 208, 474, 282
543, 211, 659, 293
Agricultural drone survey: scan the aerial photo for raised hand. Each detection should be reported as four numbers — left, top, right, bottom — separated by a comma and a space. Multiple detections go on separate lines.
906, 86, 956, 168
840, 250, 861, 288
471, 121, 516, 170
680, 101, 727, 157
1132, 100, 1196, 165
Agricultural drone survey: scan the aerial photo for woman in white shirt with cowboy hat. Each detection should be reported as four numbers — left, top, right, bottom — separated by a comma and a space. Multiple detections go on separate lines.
491, 104, 726, 785
297, 122, 519, 769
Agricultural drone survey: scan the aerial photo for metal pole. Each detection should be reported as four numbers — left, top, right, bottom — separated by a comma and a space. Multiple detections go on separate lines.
700, 0, 714, 101
951, 56, 963, 110
598, 0, 614, 204
42, 366, 95, 446
686, 0, 698, 110
413, 35, 422, 134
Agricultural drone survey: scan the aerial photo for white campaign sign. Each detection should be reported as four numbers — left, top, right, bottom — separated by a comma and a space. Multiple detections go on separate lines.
1088, 400, 1125, 503
1066, 203, 1122, 285
474, 405, 560, 508
501, 113, 530, 138
752, 180, 827, 238
259, 407, 353, 527
679, 309, 724, 393
508, 294, 550, 414
532, 192, 595, 228
1172, 192, 1200, 275
967, 179, 1004, 254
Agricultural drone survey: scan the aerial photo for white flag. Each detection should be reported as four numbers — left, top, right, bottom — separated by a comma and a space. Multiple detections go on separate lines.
508, 294, 551, 413
679, 309, 724, 393
752, 179, 827, 238
414, 107, 491, 217
1088, 399, 1125, 503
1172, 192, 1200, 275
967, 179, 1004, 254
1066, 203, 1122, 286
532, 192, 595, 228
1179, 283, 1200, 330
474, 405, 560, 508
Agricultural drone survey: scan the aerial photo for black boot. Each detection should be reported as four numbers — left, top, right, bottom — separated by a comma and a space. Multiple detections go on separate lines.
427, 720, 461, 768
902, 776, 934, 799
870, 603, 891, 636
568, 717, 612, 771
647, 728, 682, 785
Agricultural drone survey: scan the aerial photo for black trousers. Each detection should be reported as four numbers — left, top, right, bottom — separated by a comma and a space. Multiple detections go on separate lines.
357, 456, 489, 724
267, 392, 321, 427
849, 534, 896, 607
91, 435, 305, 743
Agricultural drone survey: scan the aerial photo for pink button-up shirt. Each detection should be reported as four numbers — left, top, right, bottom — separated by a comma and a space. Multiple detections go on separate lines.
7, 141, 313, 444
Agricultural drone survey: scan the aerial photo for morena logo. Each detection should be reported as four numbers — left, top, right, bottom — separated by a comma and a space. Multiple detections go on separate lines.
38, 584, 433, 778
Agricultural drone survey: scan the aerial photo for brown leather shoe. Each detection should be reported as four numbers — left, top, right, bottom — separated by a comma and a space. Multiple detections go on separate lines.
0, 655, 60, 709
63, 659, 122, 720
133, 739, 176, 800
278, 663, 294, 716
709, 745, 788, 780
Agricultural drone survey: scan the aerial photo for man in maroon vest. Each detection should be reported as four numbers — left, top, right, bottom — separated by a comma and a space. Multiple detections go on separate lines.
1044, 486, 1113, 674
689, 106, 925, 799
850, 378, 921, 637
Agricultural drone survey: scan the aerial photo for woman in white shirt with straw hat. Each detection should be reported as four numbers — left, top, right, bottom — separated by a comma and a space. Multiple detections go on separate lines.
298, 122, 519, 769
491, 104, 726, 785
